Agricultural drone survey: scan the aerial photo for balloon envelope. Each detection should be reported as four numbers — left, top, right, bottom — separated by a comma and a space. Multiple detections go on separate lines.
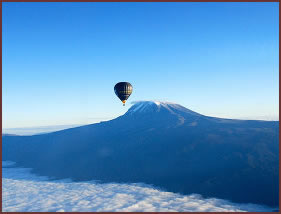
114, 82, 133, 105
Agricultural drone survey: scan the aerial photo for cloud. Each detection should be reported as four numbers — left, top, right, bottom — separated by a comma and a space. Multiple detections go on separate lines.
2, 161, 274, 212
2, 125, 82, 136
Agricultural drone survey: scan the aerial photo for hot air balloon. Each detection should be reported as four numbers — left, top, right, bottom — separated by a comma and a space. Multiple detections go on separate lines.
114, 82, 133, 106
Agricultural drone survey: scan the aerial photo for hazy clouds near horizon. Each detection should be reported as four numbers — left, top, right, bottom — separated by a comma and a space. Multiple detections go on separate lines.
3, 114, 279, 135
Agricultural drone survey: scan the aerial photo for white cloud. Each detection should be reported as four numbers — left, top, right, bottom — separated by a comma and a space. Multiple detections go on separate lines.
2, 161, 274, 212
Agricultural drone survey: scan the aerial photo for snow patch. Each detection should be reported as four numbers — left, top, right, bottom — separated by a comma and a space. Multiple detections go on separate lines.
127, 101, 201, 119
131, 100, 176, 106
154, 101, 161, 106
129, 101, 158, 113
128, 101, 179, 114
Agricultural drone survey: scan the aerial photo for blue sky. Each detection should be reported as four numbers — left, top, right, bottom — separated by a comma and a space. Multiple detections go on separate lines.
3, 2, 279, 128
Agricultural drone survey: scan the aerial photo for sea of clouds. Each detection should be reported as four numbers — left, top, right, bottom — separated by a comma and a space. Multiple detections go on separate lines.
2, 161, 274, 212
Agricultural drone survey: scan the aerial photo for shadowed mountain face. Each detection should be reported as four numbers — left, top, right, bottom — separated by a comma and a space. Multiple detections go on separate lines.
3, 101, 279, 207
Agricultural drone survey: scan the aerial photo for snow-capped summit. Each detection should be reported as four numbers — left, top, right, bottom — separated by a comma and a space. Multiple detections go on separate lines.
127, 101, 165, 114
126, 101, 202, 118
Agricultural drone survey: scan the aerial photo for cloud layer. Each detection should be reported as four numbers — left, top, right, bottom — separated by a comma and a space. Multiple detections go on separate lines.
2, 161, 273, 212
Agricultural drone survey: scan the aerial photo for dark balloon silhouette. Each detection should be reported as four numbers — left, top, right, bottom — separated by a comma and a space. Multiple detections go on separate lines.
114, 82, 133, 106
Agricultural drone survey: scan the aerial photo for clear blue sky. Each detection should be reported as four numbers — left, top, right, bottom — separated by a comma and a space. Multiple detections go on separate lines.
3, 2, 279, 128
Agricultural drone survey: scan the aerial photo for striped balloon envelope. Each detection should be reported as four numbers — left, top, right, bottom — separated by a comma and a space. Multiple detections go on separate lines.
114, 82, 133, 106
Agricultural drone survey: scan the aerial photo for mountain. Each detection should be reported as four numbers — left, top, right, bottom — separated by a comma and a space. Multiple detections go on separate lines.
2, 101, 279, 207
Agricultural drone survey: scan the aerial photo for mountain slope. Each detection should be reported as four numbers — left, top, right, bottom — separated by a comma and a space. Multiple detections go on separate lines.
3, 101, 279, 206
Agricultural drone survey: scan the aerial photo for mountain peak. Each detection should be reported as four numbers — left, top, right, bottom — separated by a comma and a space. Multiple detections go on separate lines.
128, 101, 176, 113
131, 100, 177, 106
126, 101, 202, 118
